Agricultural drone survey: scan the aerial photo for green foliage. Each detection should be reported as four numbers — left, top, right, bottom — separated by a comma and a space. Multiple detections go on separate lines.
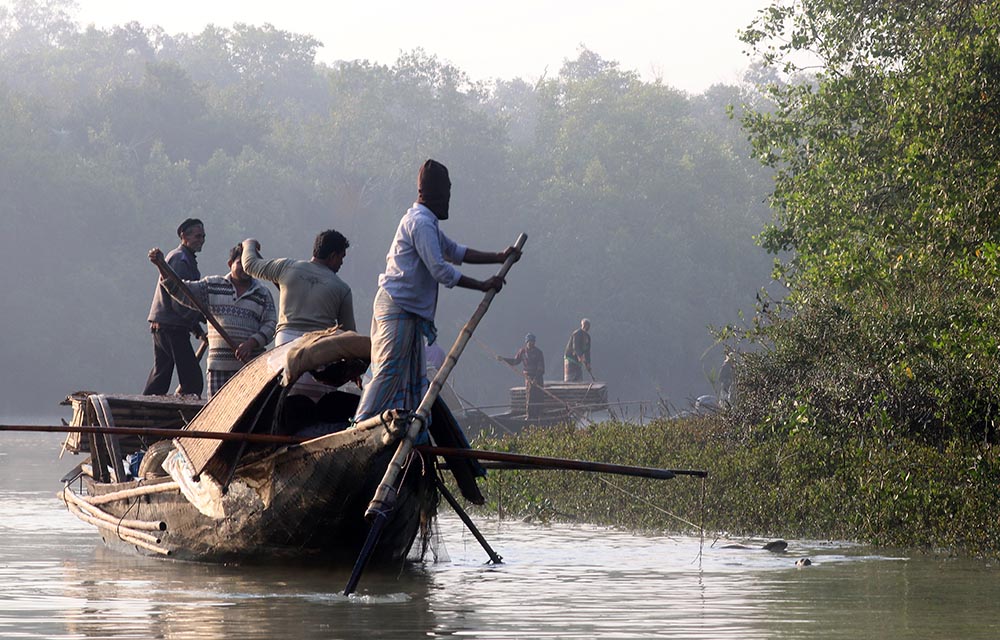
474, 418, 1000, 555
724, 0, 1000, 447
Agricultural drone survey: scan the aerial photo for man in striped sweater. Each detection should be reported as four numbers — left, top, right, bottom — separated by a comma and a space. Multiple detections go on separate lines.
149, 244, 277, 398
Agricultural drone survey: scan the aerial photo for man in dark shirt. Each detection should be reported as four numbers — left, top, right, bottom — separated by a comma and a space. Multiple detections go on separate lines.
563, 318, 592, 382
142, 218, 206, 396
499, 333, 545, 418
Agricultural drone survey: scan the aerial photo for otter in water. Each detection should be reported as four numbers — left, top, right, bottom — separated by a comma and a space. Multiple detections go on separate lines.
720, 540, 788, 553
795, 558, 812, 567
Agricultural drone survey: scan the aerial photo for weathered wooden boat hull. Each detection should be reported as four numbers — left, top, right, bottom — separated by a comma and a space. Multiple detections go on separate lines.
58, 334, 487, 564
69, 418, 436, 563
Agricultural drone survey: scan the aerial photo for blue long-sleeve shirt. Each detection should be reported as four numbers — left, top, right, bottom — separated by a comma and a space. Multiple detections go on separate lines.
378, 203, 467, 321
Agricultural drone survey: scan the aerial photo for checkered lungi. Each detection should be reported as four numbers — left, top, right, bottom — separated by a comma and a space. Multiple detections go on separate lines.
206, 369, 236, 399
353, 288, 428, 422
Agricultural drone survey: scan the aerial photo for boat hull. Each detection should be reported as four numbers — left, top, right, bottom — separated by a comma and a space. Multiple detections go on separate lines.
73, 420, 437, 563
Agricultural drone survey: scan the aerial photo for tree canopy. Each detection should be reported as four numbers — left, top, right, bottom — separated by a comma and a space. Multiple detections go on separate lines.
732, 0, 1000, 444
0, 0, 773, 417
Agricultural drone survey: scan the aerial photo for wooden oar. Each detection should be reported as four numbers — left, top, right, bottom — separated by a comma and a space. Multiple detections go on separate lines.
0, 423, 302, 445
419, 445, 708, 479
150, 251, 243, 358
194, 336, 209, 361
344, 232, 527, 596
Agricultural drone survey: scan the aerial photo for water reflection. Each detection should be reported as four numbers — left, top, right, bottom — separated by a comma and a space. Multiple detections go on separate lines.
3, 432, 1000, 638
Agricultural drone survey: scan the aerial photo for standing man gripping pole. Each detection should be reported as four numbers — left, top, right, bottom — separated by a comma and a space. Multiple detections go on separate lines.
149, 243, 276, 398
353, 159, 520, 422
143, 218, 206, 397
499, 333, 545, 418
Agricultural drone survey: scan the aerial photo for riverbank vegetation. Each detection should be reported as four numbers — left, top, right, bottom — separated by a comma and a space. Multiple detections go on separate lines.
475, 0, 1000, 555
474, 418, 1000, 556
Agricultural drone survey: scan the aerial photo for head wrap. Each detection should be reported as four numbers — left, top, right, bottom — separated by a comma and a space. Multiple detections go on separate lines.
177, 217, 203, 238
525, 333, 536, 343
417, 159, 451, 220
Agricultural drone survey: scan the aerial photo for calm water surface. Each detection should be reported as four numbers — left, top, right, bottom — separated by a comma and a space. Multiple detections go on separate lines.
2, 430, 1000, 639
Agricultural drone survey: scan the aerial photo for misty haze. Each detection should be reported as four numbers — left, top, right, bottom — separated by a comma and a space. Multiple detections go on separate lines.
0, 1, 773, 418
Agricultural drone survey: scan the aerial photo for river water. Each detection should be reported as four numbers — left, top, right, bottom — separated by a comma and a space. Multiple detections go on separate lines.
2, 431, 1000, 639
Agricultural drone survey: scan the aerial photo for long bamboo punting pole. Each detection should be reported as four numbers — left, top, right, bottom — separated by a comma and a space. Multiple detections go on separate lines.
344, 232, 528, 596
418, 446, 708, 479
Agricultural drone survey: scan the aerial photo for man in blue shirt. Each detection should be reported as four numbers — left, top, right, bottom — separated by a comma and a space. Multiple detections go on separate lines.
354, 159, 519, 421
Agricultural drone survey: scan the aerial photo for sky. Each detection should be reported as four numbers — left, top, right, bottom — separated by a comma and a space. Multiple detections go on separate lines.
70, 0, 774, 94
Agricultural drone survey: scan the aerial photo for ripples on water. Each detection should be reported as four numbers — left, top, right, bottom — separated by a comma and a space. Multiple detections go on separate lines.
3, 432, 1000, 639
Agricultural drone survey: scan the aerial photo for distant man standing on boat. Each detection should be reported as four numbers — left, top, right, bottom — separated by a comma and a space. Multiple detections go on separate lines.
353, 159, 520, 422
564, 318, 592, 382
143, 218, 206, 397
148, 243, 277, 399
240, 229, 355, 346
498, 333, 545, 418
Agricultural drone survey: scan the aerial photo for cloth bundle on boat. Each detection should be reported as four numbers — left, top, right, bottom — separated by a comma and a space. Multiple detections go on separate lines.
281, 326, 371, 387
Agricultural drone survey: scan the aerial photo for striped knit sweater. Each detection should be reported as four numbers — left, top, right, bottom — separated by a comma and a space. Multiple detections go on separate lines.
164, 275, 277, 372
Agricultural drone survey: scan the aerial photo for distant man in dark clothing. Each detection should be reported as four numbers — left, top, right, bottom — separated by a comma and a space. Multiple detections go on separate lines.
143, 218, 206, 397
499, 333, 545, 418
563, 318, 592, 382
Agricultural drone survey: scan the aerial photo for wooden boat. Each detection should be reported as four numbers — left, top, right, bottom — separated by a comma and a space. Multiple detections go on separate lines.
41, 238, 704, 590
461, 381, 609, 437
58, 333, 483, 563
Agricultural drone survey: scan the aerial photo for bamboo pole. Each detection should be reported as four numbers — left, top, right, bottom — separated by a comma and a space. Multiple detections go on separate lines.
118, 531, 172, 556
434, 476, 502, 564
81, 481, 181, 506
60, 487, 167, 532
0, 424, 303, 445
344, 233, 528, 596
419, 445, 708, 479
62, 497, 164, 547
